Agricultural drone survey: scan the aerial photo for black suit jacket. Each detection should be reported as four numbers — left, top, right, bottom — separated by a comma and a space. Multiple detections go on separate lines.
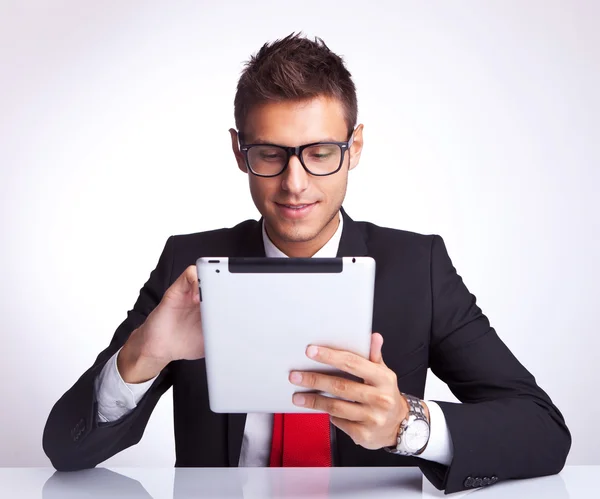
42, 209, 571, 494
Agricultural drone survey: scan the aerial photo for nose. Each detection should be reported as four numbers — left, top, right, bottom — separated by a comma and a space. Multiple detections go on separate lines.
280, 155, 309, 194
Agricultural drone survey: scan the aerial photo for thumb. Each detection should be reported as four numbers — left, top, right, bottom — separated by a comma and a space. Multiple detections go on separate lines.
369, 332, 385, 365
185, 265, 200, 303
183, 265, 200, 304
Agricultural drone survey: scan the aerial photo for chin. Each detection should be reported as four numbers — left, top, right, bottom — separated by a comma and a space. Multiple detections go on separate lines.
274, 223, 321, 244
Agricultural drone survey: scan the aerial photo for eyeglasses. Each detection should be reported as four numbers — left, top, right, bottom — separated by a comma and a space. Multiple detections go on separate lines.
239, 134, 354, 177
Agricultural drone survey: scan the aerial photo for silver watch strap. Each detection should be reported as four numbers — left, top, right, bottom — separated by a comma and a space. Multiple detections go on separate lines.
403, 393, 427, 420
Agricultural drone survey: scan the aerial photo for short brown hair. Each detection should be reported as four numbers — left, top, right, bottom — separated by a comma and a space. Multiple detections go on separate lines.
234, 33, 357, 137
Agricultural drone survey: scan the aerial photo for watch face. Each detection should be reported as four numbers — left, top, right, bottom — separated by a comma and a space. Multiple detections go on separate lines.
404, 419, 430, 452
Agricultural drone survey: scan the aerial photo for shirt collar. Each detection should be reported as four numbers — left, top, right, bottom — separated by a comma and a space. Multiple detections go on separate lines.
262, 212, 344, 258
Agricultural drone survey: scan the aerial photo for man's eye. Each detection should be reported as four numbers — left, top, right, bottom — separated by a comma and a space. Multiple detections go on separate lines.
260, 153, 283, 160
307, 152, 332, 160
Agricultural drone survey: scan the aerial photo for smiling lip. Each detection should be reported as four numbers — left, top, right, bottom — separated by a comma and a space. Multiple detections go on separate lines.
275, 202, 317, 219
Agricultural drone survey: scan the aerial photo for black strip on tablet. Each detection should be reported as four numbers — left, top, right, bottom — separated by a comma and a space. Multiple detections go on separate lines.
228, 257, 343, 273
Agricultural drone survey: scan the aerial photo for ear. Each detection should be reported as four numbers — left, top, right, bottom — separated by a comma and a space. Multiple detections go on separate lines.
229, 128, 247, 173
348, 124, 364, 171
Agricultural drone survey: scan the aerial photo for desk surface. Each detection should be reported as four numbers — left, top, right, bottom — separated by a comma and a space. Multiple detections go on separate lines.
0, 466, 594, 498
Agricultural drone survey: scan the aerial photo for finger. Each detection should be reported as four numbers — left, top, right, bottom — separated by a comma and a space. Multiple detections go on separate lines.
306, 345, 388, 386
185, 265, 199, 285
184, 265, 200, 303
293, 392, 366, 422
329, 417, 363, 442
369, 333, 385, 365
290, 371, 376, 404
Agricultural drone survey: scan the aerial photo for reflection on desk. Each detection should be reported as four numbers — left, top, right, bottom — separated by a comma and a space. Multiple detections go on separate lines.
43, 468, 152, 498
0, 466, 591, 498
173, 467, 422, 498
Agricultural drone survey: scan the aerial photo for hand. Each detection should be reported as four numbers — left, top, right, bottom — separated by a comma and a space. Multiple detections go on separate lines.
289, 332, 429, 450
118, 265, 204, 383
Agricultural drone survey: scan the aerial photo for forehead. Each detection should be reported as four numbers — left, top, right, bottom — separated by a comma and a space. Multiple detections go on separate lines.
243, 96, 348, 146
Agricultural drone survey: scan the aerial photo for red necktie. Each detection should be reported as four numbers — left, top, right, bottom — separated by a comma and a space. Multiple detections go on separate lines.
269, 413, 332, 467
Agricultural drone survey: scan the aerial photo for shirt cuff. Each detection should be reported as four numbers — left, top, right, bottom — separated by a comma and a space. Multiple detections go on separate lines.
415, 400, 454, 466
94, 347, 158, 423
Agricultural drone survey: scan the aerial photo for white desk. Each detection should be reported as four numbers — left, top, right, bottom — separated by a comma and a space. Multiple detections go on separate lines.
0, 466, 594, 498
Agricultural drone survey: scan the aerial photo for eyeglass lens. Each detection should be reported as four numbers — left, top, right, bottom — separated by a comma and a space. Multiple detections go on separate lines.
247, 144, 342, 176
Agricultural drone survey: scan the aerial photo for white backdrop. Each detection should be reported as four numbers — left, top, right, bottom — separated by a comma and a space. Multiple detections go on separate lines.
1, 0, 598, 470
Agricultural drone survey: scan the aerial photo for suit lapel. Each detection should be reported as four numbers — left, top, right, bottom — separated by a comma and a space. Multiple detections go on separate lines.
337, 207, 369, 257
226, 209, 369, 467
235, 218, 266, 258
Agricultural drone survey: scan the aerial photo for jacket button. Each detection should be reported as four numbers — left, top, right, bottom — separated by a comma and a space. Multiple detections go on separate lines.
464, 477, 474, 488
473, 477, 483, 487
491, 476, 499, 484
482, 477, 491, 486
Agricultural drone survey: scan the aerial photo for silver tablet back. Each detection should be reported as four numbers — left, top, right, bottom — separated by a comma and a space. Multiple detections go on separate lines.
196, 257, 375, 413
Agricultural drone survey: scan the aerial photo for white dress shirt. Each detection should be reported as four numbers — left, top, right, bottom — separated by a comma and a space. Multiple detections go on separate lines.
95, 213, 453, 466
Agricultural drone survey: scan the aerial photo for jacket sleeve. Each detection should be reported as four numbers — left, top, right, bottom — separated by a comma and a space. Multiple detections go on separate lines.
418, 235, 571, 494
42, 236, 176, 471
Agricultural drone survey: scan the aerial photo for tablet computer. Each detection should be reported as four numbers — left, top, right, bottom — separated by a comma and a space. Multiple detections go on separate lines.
196, 257, 375, 413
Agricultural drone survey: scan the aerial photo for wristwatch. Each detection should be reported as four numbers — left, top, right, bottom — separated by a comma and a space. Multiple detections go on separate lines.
384, 393, 430, 456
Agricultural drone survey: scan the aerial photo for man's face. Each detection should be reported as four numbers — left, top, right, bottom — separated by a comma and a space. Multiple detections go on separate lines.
230, 96, 363, 256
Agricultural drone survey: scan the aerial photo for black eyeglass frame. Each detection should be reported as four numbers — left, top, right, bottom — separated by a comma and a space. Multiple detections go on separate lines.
238, 133, 355, 178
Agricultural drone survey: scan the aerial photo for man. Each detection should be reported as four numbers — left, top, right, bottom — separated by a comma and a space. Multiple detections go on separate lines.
43, 33, 571, 493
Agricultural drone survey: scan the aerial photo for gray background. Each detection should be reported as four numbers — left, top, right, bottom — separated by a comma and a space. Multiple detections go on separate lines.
1, 0, 598, 469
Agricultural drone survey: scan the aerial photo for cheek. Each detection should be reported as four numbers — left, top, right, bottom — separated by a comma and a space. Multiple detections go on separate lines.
248, 177, 276, 205
320, 175, 348, 201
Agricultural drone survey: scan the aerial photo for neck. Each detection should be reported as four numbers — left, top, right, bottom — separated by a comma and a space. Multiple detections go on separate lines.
266, 214, 340, 258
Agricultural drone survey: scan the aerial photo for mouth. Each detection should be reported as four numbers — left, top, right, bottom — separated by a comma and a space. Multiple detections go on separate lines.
276, 203, 316, 209
274, 201, 318, 219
